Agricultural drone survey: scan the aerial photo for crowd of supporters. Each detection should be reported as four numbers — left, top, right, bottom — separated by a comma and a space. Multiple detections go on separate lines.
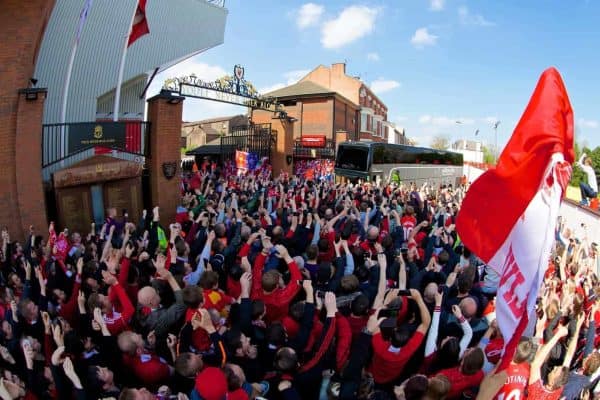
0, 164, 598, 400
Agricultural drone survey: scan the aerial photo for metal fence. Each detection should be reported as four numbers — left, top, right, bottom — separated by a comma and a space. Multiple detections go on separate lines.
42, 121, 150, 168
293, 138, 336, 159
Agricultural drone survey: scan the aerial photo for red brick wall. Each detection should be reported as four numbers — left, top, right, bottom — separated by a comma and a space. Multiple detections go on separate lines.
334, 99, 346, 134
147, 95, 184, 226
333, 98, 359, 139
301, 98, 333, 139
15, 91, 49, 238
0, 0, 55, 239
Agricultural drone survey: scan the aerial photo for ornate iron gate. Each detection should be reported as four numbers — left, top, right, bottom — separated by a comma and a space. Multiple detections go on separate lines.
220, 123, 275, 162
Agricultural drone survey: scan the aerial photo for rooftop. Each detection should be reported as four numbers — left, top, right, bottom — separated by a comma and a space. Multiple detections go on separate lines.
264, 80, 358, 107
182, 114, 246, 126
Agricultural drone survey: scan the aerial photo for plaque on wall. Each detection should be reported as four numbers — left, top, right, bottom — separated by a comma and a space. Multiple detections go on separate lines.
56, 187, 92, 234
54, 157, 143, 188
103, 177, 142, 220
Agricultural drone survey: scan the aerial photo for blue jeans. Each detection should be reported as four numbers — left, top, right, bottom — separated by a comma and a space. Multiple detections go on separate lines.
580, 182, 597, 203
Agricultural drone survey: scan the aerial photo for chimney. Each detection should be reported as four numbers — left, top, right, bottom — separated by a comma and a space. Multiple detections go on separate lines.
332, 63, 346, 77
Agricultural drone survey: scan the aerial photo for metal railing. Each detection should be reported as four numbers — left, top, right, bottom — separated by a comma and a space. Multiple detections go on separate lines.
294, 139, 336, 159
42, 121, 150, 168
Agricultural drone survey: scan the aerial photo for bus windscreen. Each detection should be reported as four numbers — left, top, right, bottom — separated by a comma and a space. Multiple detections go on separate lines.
335, 146, 369, 171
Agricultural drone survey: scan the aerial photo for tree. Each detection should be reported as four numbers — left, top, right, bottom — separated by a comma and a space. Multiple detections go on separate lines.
405, 137, 417, 146
570, 142, 600, 188
482, 146, 495, 164
430, 135, 450, 150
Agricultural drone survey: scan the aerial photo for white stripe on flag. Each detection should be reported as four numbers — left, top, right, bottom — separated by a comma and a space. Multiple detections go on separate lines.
488, 153, 564, 357
75, 0, 94, 44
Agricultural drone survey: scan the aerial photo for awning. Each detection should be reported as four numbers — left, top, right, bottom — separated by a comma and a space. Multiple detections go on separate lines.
185, 144, 237, 156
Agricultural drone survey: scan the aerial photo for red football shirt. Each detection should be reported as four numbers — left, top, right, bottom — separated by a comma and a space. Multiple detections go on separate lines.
369, 331, 424, 384
527, 380, 563, 400
437, 366, 484, 399
494, 362, 530, 400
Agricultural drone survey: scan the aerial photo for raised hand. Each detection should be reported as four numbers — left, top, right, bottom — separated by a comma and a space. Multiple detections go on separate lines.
41, 311, 51, 334
52, 324, 64, 347
452, 304, 463, 319
153, 254, 167, 271
125, 243, 135, 258
167, 334, 178, 351
147, 331, 156, 348
324, 292, 337, 317
239, 272, 252, 297
50, 346, 65, 366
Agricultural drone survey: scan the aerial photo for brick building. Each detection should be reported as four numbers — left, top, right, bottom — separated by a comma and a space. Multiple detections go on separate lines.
300, 63, 390, 142
181, 114, 248, 149
251, 80, 360, 160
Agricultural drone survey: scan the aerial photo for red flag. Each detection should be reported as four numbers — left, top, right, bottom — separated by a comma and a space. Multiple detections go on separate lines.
456, 68, 573, 370
128, 0, 149, 47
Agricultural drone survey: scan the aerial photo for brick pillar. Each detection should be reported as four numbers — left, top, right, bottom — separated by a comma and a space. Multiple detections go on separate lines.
271, 118, 294, 176
13, 88, 48, 240
146, 93, 184, 226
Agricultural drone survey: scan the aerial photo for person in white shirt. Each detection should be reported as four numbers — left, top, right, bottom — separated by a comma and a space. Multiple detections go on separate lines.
578, 153, 598, 205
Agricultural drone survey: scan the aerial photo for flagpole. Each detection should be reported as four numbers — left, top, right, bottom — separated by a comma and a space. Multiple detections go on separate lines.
59, 42, 78, 159
60, 0, 94, 157
113, 1, 139, 122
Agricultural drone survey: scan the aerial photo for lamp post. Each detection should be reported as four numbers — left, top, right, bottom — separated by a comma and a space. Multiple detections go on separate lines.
493, 121, 501, 163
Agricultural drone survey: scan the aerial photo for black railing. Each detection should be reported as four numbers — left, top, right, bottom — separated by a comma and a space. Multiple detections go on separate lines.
294, 139, 336, 159
220, 124, 274, 162
42, 121, 150, 168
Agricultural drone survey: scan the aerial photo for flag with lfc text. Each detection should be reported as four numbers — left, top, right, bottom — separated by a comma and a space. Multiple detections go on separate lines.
456, 67, 574, 371
128, 0, 149, 47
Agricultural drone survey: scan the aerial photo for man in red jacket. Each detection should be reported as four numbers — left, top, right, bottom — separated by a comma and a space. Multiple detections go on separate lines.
251, 243, 302, 323
369, 288, 431, 386
436, 347, 485, 399
117, 330, 173, 386
87, 270, 134, 336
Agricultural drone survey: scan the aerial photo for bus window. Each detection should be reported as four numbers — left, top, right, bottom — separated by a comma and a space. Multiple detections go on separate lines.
335, 146, 370, 171
372, 144, 385, 164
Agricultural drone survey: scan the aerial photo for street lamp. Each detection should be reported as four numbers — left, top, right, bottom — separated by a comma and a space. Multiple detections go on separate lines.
493, 121, 501, 162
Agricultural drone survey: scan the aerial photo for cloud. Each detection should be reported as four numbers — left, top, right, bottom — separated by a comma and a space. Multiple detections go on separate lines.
367, 52, 380, 61
147, 58, 228, 97
283, 69, 311, 85
182, 100, 247, 122
482, 116, 499, 125
259, 83, 286, 94
419, 115, 475, 126
458, 6, 495, 27
429, 0, 445, 11
146, 58, 246, 122
410, 27, 438, 48
370, 79, 401, 94
321, 6, 378, 49
296, 3, 324, 29
578, 118, 599, 129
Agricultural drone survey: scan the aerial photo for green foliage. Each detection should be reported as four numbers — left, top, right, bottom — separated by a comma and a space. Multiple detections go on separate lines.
482, 146, 495, 164
570, 141, 600, 187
